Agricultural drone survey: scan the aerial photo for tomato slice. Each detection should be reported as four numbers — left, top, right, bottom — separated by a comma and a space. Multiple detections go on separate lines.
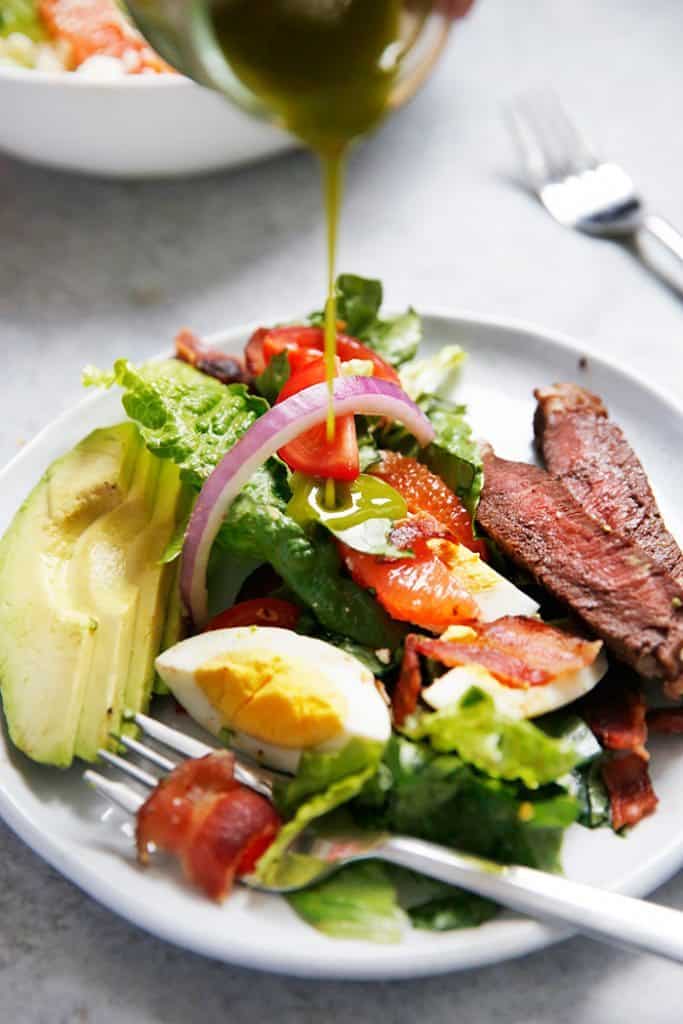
205, 598, 301, 632
370, 451, 488, 559
244, 325, 399, 383
340, 538, 478, 633
276, 357, 360, 481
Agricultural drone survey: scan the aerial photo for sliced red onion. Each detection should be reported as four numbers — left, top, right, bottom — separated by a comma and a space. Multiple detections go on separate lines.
181, 376, 435, 627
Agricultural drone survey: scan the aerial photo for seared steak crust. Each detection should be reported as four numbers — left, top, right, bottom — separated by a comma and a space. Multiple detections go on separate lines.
477, 450, 683, 690
534, 383, 683, 584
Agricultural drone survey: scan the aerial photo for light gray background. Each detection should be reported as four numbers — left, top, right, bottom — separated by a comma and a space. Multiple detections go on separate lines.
2, 0, 683, 1020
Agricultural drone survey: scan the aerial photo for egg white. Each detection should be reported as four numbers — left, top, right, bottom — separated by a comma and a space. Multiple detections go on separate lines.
427, 541, 540, 622
421, 650, 608, 719
155, 627, 391, 773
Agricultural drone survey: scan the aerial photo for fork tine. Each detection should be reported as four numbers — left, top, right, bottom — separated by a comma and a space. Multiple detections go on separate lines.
114, 732, 177, 772
131, 711, 216, 759
131, 711, 280, 798
98, 748, 160, 788
84, 769, 145, 814
537, 89, 597, 175
509, 88, 596, 188
507, 99, 553, 189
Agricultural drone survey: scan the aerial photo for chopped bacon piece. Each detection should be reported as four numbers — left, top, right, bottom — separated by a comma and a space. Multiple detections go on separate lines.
393, 635, 423, 724
391, 617, 602, 724
581, 675, 648, 759
175, 328, 249, 386
339, 528, 479, 633
410, 617, 601, 689
136, 751, 280, 901
371, 452, 487, 558
39, 0, 173, 72
647, 708, 683, 734
602, 754, 658, 830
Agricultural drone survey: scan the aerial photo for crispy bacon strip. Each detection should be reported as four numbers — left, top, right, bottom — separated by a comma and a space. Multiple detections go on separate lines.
393, 634, 423, 724
602, 754, 658, 830
417, 617, 600, 688
392, 616, 602, 724
647, 708, 683, 734
175, 328, 249, 386
136, 751, 280, 901
581, 675, 648, 759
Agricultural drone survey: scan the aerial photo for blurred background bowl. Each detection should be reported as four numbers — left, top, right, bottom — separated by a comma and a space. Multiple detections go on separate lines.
0, 65, 293, 179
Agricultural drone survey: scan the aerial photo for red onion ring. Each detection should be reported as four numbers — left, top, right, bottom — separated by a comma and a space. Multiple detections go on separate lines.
181, 376, 435, 627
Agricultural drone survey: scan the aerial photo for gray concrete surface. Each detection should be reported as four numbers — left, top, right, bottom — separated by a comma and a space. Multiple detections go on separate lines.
2, 0, 683, 1020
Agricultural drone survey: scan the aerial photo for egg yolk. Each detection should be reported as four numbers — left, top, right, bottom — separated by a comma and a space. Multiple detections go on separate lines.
196, 649, 347, 749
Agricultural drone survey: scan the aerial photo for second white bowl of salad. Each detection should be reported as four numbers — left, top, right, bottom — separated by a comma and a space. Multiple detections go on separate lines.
0, 0, 292, 178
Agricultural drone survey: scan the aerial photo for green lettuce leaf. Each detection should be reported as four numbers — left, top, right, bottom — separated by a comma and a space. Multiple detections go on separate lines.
0, 0, 45, 41
86, 358, 403, 649
354, 735, 579, 872
287, 862, 406, 943
84, 359, 267, 489
400, 344, 467, 401
257, 739, 384, 887
403, 688, 580, 789
254, 350, 291, 404
394, 868, 498, 931
312, 274, 421, 367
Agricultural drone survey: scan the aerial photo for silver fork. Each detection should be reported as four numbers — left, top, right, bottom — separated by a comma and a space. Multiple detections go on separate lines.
508, 87, 683, 263
86, 713, 683, 964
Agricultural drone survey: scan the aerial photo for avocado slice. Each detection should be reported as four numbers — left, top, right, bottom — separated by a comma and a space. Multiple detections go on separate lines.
0, 423, 188, 766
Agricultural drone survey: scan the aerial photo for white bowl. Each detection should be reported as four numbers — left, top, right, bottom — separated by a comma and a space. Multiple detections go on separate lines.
0, 65, 293, 178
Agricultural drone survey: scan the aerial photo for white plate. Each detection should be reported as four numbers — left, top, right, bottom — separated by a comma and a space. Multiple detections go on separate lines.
0, 66, 292, 179
1, 312, 683, 979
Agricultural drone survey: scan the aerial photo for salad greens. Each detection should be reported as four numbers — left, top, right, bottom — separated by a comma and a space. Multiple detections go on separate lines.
85, 358, 403, 649
402, 687, 580, 789
312, 274, 421, 367
270, 692, 586, 940
400, 344, 467, 402
0, 0, 44, 41
82, 274, 613, 942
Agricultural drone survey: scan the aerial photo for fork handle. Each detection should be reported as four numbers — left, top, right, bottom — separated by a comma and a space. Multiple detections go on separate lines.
379, 835, 683, 963
642, 214, 683, 263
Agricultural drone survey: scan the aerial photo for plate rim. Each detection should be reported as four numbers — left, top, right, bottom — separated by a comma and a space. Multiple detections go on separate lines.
1, 307, 682, 979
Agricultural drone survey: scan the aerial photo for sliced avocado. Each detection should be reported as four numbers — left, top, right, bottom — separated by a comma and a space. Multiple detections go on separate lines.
0, 423, 188, 766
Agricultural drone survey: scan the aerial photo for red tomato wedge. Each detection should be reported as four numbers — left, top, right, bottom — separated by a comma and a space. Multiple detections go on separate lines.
245, 325, 400, 383
370, 451, 487, 558
276, 357, 360, 481
205, 598, 301, 632
339, 534, 478, 633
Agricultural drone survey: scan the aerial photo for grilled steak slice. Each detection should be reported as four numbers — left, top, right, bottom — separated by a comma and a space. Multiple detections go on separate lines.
534, 383, 683, 584
476, 449, 683, 692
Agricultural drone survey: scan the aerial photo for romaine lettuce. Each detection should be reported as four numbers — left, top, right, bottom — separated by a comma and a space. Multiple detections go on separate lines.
402, 687, 580, 789
400, 344, 467, 401
256, 739, 385, 887
86, 358, 403, 649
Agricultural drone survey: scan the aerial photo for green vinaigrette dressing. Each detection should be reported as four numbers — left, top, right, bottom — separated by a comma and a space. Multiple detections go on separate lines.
211, 0, 431, 502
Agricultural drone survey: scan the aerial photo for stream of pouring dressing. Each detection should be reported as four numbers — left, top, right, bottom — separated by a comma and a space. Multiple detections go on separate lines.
212, 0, 432, 503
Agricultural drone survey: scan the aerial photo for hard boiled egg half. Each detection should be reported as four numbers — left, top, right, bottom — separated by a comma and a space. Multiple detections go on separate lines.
155, 627, 391, 773
421, 625, 608, 719
429, 540, 540, 622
